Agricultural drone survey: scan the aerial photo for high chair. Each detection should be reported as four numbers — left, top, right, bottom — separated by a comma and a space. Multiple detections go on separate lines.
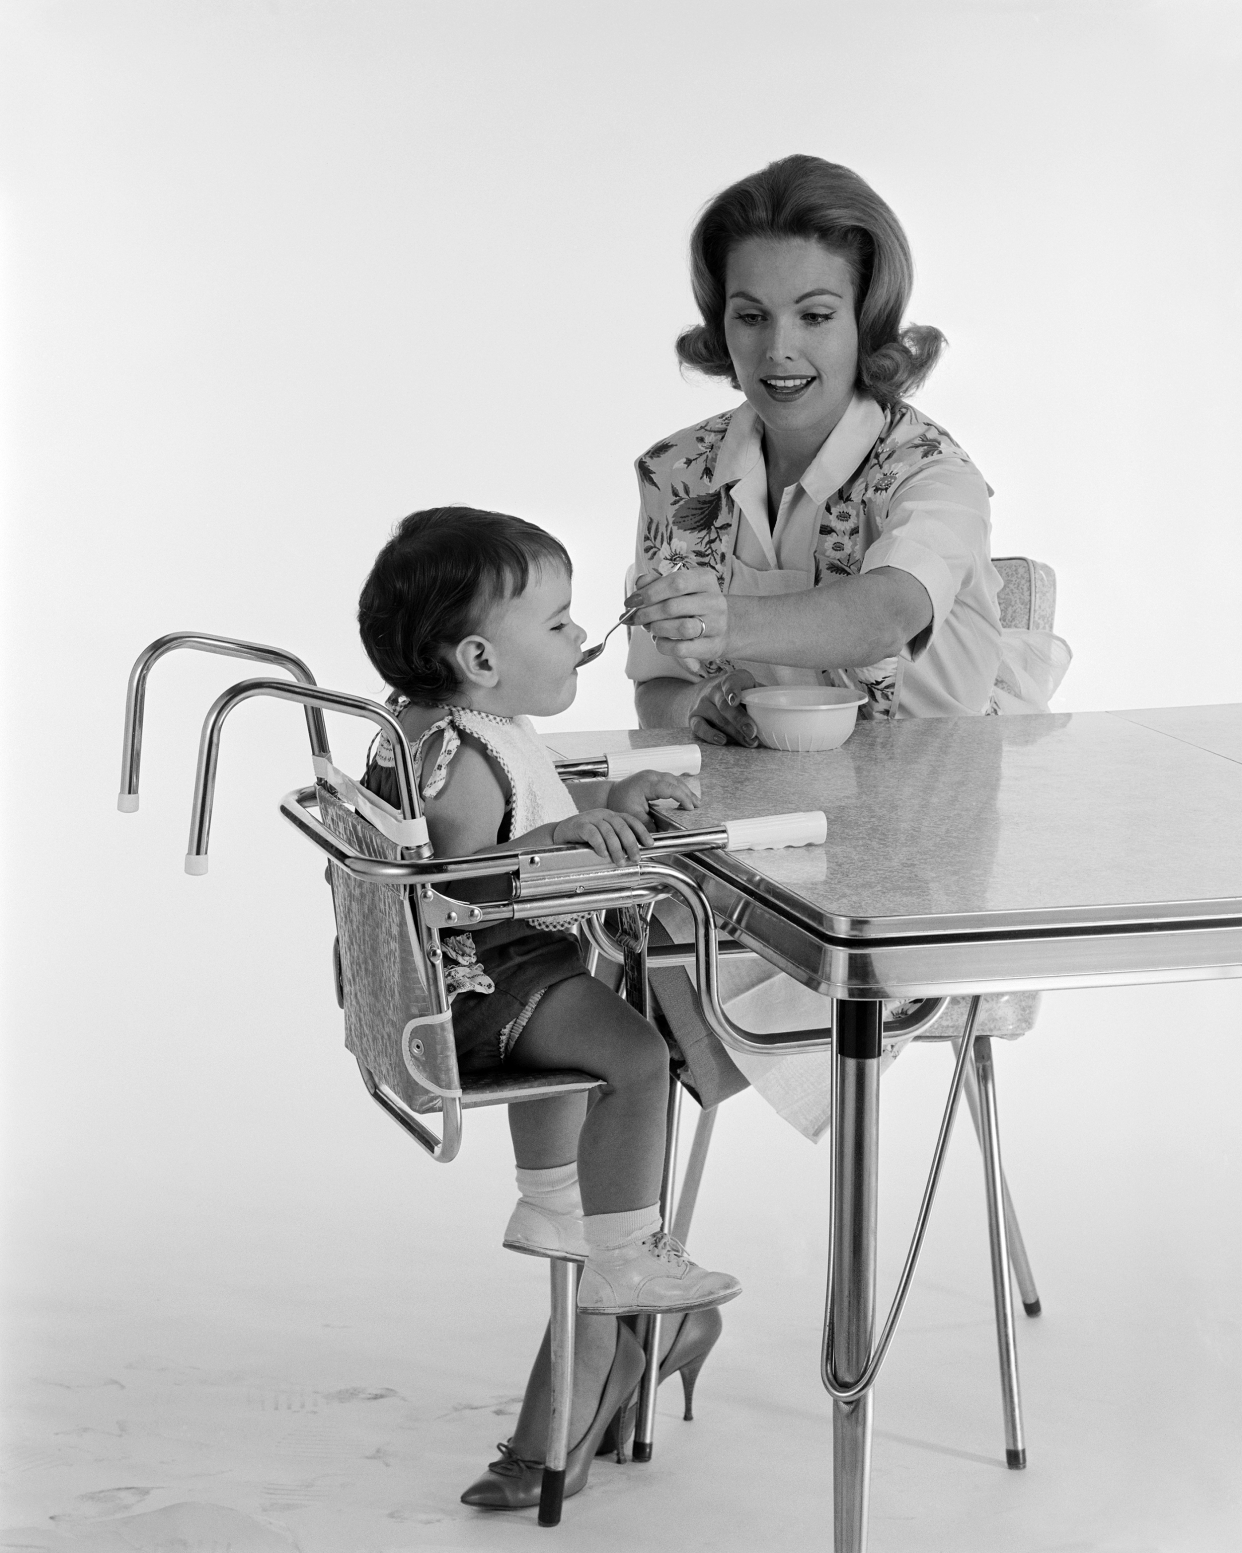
119, 632, 856, 1525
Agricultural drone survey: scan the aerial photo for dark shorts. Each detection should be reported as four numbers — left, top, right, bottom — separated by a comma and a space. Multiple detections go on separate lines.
448, 921, 588, 1076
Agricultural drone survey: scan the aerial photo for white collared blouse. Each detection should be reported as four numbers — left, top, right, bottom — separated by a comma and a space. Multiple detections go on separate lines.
624, 394, 1005, 720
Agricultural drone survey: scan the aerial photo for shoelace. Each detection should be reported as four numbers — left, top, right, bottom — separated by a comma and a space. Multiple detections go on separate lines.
488, 1438, 544, 1477
642, 1230, 690, 1266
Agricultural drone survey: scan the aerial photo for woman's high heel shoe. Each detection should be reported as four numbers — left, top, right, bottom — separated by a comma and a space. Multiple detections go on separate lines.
459, 1322, 645, 1511
597, 1304, 723, 1458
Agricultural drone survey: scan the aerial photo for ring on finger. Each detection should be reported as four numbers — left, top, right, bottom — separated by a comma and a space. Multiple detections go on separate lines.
692, 616, 706, 640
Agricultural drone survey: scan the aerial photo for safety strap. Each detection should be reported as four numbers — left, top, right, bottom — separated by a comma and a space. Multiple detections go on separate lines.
313, 756, 429, 848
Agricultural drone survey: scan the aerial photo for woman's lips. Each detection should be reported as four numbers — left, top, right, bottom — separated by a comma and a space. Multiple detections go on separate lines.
761, 375, 815, 402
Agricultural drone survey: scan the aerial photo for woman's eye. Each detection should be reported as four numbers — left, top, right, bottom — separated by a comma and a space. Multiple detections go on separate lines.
732, 311, 765, 327
803, 311, 835, 326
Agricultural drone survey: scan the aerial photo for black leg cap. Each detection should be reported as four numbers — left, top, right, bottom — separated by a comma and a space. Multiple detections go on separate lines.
1023, 1298, 1042, 1316
537, 1467, 565, 1526
631, 1441, 653, 1463
1006, 1448, 1027, 1470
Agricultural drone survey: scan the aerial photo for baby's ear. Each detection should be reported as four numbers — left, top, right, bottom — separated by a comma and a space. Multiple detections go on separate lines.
453, 634, 499, 688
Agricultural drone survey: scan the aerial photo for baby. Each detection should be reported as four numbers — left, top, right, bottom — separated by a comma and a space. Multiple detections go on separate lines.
357, 505, 739, 1317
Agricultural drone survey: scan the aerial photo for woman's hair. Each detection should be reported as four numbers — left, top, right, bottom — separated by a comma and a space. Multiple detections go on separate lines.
358, 505, 571, 704
676, 154, 945, 407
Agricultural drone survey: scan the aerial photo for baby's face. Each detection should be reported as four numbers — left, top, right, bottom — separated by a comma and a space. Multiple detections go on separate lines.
480, 564, 586, 717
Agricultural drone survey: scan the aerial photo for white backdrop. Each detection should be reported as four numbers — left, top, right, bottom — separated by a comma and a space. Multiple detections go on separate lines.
3, 3, 1241, 1547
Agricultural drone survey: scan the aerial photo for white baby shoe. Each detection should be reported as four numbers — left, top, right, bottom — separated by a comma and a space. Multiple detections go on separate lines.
503, 1198, 590, 1262
577, 1231, 742, 1315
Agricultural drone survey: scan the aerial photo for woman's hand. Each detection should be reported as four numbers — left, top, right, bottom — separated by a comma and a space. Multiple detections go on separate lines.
686, 669, 759, 747
627, 568, 730, 662
552, 809, 652, 864
608, 770, 700, 822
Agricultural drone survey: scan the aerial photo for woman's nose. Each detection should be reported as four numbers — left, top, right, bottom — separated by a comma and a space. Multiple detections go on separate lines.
766, 317, 798, 360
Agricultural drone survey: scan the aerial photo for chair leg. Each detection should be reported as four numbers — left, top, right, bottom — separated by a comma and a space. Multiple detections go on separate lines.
970, 1034, 1027, 1470
632, 1076, 684, 1464
670, 1104, 718, 1247
957, 1041, 1042, 1315
539, 1258, 579, 1526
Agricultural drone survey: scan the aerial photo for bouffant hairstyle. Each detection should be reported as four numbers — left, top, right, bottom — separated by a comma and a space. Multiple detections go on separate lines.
358, 506, 572, 704
675, 154, 945, 407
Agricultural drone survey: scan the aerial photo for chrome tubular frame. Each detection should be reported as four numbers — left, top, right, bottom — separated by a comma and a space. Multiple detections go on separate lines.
355, 1059, 464, 1163
821, 994, 982, 1406
539, 1259, 579, 1526
119, 632, 329, 809
188, 680, 425, 868
971, 1033, 1027, 1469
283, 788, 833, 1057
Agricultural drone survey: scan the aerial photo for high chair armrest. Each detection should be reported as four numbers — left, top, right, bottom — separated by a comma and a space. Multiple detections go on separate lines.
119, 632, 328, 810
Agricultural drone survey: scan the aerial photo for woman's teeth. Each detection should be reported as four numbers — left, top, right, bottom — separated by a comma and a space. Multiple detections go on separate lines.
763, 376, 814, 396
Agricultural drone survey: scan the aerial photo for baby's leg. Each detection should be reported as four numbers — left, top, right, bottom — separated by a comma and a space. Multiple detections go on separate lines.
508, 1091, 588, 1170
508, 976, 668, 1215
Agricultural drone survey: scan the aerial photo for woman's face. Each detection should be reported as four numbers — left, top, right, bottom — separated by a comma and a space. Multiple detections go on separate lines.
723, 237, 860, 447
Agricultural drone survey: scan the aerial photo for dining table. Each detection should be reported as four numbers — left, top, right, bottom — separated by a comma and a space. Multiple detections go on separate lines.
544, 703, 1242, 1553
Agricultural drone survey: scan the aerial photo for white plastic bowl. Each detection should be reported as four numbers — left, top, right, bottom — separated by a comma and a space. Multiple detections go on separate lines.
741, 686, 867, 752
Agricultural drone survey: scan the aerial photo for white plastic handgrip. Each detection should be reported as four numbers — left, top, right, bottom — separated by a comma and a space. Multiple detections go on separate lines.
724, 811, 828, 851
606, 745, 702, 780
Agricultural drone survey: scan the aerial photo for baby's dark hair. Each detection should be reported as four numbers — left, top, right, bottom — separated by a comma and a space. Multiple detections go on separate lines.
358, 505, 572, 704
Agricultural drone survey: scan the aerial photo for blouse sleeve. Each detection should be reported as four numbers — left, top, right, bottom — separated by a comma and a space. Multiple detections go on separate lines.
859, 457, 993, 660
623, 457, 702, 686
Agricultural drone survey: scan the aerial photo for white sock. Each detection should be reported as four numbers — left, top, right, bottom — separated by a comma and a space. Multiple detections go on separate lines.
582, 1204, 661, 1254
515, 1162, 580, 1215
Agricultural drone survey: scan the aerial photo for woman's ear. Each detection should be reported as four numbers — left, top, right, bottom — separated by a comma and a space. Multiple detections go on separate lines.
452, 634, 499, 689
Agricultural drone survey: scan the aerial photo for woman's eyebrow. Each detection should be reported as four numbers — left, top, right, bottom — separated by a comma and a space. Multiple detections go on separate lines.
727, 287, 844, 303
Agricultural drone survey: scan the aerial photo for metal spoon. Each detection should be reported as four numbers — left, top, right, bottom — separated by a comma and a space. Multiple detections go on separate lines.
578, 606, 639, 666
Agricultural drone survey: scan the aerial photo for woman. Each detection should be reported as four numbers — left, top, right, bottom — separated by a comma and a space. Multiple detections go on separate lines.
626, 152, 1004, 739
461, 153, 1015, 1511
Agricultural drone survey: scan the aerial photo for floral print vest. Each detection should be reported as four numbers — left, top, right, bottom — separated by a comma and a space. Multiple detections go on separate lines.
635, 401, 979, 720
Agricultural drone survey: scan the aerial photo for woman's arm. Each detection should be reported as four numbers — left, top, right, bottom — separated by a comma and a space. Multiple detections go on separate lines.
629, 565, 932, 671
635, 670, 760, 746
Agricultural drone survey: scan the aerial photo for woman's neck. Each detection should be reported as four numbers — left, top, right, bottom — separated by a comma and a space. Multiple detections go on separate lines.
761, 406, 847, 491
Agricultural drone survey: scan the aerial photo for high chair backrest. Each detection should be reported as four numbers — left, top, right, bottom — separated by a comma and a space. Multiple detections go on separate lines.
318, 785, 462, 1117
994, 556, 1057, 632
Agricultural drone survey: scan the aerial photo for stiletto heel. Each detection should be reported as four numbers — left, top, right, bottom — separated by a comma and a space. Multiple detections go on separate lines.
461, 1324, 645, 1511
679, 1350, 708, 1420
598, 1305, 723, 1454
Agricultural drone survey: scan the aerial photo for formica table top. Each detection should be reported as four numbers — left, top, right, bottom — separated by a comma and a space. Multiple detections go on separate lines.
546, 708, 1242, 999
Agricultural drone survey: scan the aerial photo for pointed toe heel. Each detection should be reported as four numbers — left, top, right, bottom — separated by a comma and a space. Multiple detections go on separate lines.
462, 1323, 645, 1513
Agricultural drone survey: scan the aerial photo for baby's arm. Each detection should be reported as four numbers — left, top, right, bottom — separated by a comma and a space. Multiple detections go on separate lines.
607, 771, 700, 825
420, 733, 662, 866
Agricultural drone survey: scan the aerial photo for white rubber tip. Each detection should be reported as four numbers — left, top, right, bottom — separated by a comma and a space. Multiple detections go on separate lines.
184, 854, 209, 876
724, 811, 828, 851
117, 793, 139, 813
606, 745, 702, 780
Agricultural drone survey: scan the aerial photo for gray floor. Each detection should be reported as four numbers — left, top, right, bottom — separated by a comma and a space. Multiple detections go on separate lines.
4, 978, 1241, 1553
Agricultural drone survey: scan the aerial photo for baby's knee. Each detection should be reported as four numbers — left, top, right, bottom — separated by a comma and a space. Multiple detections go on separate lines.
623, 1011, 672, 1088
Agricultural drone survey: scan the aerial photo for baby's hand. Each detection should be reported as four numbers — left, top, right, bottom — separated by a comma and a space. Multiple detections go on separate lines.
609, 770, 700, 822
552, 809, 652, 864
